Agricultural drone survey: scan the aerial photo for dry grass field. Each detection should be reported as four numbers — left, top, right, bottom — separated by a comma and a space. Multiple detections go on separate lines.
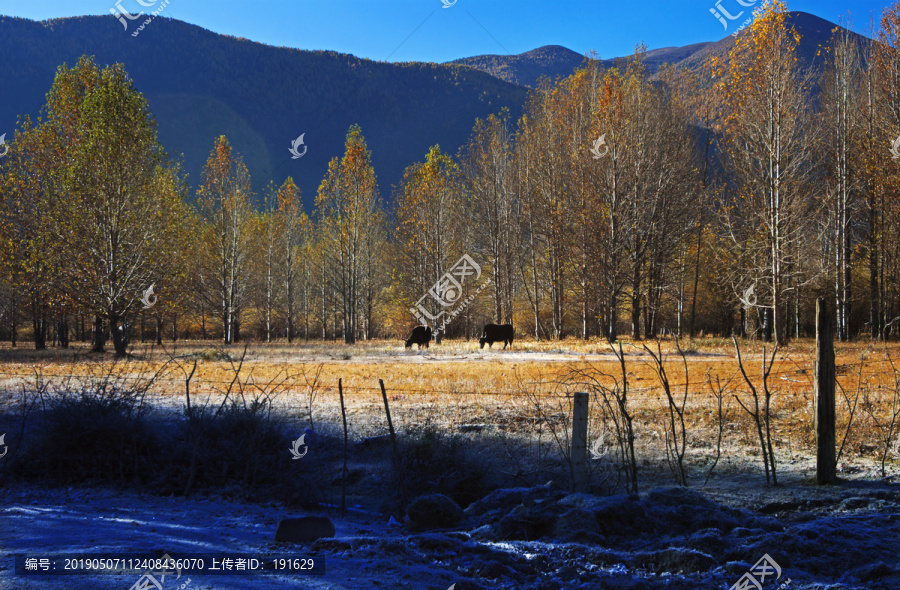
1, 335, 899, 484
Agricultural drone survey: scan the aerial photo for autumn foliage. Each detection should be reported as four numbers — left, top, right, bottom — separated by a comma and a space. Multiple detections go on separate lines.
3, 1, 900, 350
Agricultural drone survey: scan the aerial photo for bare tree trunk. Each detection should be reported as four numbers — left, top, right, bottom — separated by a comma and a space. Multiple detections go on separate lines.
870, 191, 881, 340
222, 307, 231, 345
631, 266, 642, 341
91, 314, 105, 353
529, 216, 542, 339
110, 313, 128, 358
31, 296, 47, 350
608, 295, 618, 342
56, 317, 69, 349
689, 204, 705, 338
321, 262, 327, 339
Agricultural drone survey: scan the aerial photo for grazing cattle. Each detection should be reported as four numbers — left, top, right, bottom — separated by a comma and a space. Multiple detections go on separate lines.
405, 325, 432, 349
479, 323, 514, 349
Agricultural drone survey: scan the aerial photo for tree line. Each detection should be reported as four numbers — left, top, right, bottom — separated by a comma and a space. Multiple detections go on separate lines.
3, 2, 900, 355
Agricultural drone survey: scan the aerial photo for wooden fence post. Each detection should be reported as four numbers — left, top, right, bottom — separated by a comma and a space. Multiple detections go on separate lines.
338, 378, 348, 516
572, 392, 589, 493
380, 379, 406, 507
816, 298, 836, 485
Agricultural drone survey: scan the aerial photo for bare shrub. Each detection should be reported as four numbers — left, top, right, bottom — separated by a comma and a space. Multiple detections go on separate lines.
860, 348, 900, 477
517, 378, 578, 490
0, 373, 43, 483
644, 339, 690, 486
835, 353, 865, 468
732, 335, 779, 485
565, 343, 638, 494
302, 363, 325, 434
395, 421, 491, 510
166, 341, 303, 495
16, 364, 162, 484
704, 368, 737, 485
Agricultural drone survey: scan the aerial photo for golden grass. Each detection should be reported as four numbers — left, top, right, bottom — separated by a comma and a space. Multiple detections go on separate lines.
0, 337, 898, 466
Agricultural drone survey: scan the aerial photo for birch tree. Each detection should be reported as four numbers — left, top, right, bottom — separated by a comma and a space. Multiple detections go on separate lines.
275, 177, 308, 343
316, 125, 381, 344
460, 113, 516, 325
197, 136, 253, 345
42, 58, 191, 357
718, 1, 817, 344
395, 145, 464, 334
822, 22, 864, 341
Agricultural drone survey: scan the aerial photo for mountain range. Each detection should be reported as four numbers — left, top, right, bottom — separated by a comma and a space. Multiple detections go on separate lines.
0, 12, 869, 210
449, 12, 866, 87
0, 15, 527, 209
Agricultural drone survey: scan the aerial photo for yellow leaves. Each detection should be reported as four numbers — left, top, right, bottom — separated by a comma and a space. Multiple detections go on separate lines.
276, 177, 302, 214
315, 125, 379, 241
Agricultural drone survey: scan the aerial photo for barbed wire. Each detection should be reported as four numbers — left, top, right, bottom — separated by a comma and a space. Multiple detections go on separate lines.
0, 356, 895, 401
0, 369, 576, 399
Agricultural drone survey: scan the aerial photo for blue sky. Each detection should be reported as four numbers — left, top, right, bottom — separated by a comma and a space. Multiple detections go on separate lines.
0, 0, 890, 62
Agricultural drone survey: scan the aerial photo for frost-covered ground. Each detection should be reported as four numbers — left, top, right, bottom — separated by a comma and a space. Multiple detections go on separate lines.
240, 348, 731, 365
1, 342, 898, 589
3, 465, 900, 590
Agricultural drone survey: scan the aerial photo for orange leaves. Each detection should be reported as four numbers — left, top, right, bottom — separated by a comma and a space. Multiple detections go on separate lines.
719, 0, 801, 130
201, 135, 237, 197
0, 55, 193, 328
315, 124, 382, 258
276, 177, 302, 214
317, 125, 378, 221
396, 144, 460, 254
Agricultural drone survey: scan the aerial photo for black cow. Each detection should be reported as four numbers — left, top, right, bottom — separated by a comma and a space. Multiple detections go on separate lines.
405, 325, 432, 349
479, 324, 514, 349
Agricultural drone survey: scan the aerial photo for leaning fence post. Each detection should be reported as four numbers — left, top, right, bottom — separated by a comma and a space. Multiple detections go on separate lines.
815, 298, 836, 485
380, 379, 406, 507
572, 392, 589, 493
